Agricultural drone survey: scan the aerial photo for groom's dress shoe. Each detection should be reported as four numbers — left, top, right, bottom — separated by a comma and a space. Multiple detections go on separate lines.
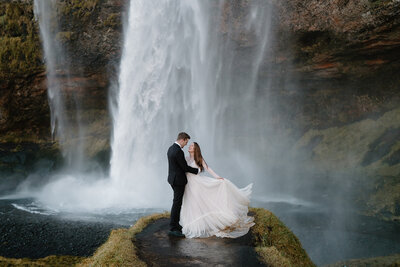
168, 230, 185, 237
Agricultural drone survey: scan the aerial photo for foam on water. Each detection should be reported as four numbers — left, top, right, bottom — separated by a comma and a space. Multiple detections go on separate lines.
11, 203, 57, 216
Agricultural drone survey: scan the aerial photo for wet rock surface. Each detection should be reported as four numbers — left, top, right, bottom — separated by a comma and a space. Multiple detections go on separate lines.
135, 217, 265, 267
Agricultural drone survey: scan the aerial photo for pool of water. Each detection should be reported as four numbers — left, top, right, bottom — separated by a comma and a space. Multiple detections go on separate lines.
0, 197, 399, 266
0, 198, 161, 259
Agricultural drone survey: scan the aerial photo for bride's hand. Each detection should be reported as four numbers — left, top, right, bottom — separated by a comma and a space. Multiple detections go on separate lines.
218, 177, 224, 180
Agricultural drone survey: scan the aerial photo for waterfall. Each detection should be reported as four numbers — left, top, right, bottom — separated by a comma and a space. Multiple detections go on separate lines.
28, 0, 282, 212
109, 0, 275, 207
34, 0, 85, 168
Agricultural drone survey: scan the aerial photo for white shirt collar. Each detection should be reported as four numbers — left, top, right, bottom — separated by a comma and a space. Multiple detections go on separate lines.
174, 141, 182, 149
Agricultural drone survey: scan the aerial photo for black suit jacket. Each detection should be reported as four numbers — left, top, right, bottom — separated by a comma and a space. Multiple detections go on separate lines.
167, 143, 198, 186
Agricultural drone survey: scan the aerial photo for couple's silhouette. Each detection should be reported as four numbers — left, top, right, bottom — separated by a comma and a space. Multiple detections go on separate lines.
167, 132, 254, 238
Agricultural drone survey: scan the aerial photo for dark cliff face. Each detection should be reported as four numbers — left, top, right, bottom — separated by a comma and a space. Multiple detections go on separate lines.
223, 0, 400, 129
222, 0, 400, 221
276, 0, 400, 129
0, 0, 126, 139
0, 0, 127, 186
0, 1, 46, 138
276, 0, 400, 221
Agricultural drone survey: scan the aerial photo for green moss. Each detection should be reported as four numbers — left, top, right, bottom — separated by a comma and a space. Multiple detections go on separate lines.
296, 108, 400, 221
0, 129, 48, 144
0, 2, 44, 79
56, 31, 76, 43
364, 175, 400, 221
0, 255, 85, 266
0, 4, 5, 16
104, 13, 121, 28
369, 0, 392, 8
250, 207, 315, 267
0, 14, 6, 24
79, 212, 169, 267
60, 0, 100, 21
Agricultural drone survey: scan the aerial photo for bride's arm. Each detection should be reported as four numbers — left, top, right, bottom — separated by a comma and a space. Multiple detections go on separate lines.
202, 160, 223, 180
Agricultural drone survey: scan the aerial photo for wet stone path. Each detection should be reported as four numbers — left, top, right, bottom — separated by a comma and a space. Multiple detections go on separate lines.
135, 218, 266, 267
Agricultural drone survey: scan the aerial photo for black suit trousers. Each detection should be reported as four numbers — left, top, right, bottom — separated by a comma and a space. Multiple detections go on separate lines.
169, 184, 185, 231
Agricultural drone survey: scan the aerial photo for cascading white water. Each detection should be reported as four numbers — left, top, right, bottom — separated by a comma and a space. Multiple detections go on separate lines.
26, 0, 282, 212
109, 0, 275, 207
34, 0, 67, 140
34, 0, 85, 168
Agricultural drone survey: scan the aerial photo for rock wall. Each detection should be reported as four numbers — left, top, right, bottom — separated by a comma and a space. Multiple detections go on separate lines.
223, 0, 400, 129
272, 0, 400, 220
0, 1, 46, 137
221, 0, 400, 221
274, 0, 400, 129
0, 0, 126, 189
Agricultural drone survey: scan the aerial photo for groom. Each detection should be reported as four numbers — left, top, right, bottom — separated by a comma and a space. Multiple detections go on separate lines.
167, 132, 199, 237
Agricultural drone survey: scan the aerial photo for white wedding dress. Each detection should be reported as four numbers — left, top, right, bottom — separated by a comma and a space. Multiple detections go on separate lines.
180, 156, 255, 238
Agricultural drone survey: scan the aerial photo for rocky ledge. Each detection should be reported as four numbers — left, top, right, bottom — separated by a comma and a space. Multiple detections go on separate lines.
80, 208, 315, 267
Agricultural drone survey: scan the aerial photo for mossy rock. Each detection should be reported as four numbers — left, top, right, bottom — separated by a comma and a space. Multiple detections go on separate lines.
56, 31, 76, 43
60, 0, 100, 21
250, 207, 316, 267
0, 2, 44, 80
104, 13, 121, 29
0, 255, 85, 267
296, 108, 400, 221
79, 213, 169, 267
81, 209, 314, 267
369, 0, 392, 8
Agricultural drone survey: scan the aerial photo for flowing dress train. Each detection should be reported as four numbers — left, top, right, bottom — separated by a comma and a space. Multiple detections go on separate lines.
180, 157, 255, 238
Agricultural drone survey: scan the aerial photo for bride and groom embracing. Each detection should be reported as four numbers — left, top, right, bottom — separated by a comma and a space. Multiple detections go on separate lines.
167, 132, 255, 238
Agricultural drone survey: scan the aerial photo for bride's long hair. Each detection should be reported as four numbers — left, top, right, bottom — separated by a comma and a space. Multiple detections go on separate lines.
193, 142, 207, 172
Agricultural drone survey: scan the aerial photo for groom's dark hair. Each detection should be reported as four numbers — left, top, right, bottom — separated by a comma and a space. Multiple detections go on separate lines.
177, 132, 190, 140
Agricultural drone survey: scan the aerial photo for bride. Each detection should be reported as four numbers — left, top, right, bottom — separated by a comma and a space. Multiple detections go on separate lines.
180, 142, 255, 238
